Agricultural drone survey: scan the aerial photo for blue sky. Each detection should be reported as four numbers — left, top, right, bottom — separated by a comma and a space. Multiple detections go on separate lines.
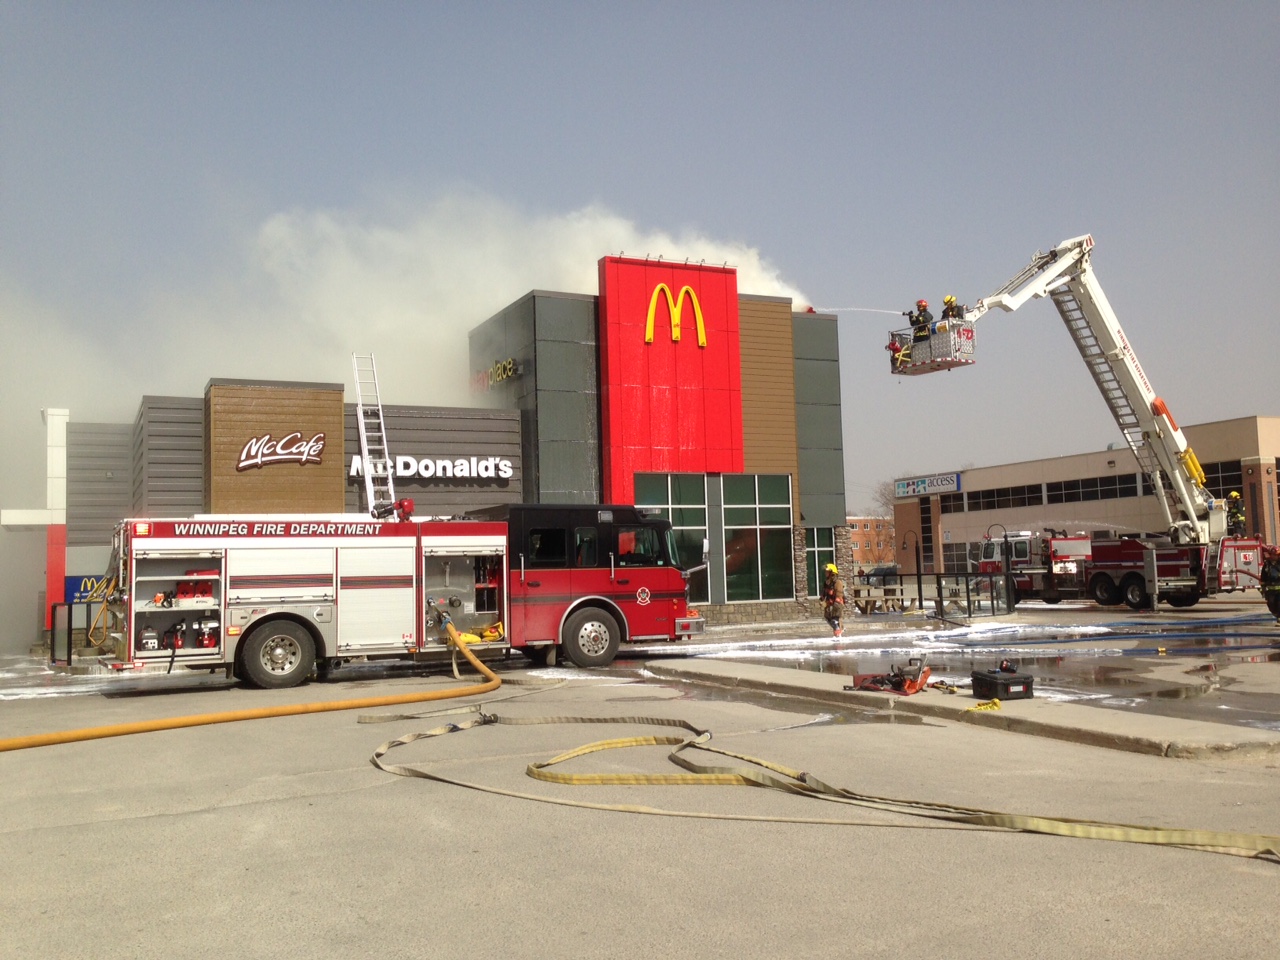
1, 2, 1277, 630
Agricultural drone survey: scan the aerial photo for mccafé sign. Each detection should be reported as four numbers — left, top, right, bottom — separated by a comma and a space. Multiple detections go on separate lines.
349, 454, 514, 481
645, 284, 707, 347
237, 432, 326, 471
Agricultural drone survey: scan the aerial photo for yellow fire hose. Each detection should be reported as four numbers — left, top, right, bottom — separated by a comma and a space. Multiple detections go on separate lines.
0, 618, 499, 754
372, 712, 1280, 863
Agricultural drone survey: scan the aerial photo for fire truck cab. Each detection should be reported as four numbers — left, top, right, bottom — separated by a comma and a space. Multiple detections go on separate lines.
978, 532, 1092, 604
471, 503, 705, 667
102, 504, 704, 688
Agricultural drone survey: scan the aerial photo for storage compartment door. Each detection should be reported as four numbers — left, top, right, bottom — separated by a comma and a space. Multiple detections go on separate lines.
227, 548, 335, 602
338, 546, 416, 649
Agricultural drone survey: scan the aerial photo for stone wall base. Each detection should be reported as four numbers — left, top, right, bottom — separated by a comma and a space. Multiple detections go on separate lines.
697, 598, 825, 626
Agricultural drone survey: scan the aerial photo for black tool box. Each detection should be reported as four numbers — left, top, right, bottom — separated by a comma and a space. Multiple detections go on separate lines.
970, 669, 1034, 700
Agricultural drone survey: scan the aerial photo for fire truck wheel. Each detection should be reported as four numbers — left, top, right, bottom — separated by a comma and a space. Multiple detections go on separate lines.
1166, 594, 1199, 608
1089, 574, 1121, 606
241, 621, 315, 689
1120, 574, 1150, 611
1042, 597, 1061, 605
561, 608, 621, 668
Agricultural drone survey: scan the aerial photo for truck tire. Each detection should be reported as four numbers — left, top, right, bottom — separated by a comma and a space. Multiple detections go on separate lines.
561, 608, 621, 668
1166, 594, 1199, 608
1042, 597, 1061, 605
240, 621, 315, 689
1089, 574, 1121, 606
1120, 574, 1150, 611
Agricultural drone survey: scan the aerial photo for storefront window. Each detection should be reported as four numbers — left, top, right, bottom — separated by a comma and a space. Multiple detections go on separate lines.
723, 474, 793, 602
635, 472, 708, 604
805, 527, 835, 597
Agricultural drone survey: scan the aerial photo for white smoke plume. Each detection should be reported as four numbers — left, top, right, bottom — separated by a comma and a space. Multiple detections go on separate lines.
2, 188, 809, 468
0, 189, 807, 641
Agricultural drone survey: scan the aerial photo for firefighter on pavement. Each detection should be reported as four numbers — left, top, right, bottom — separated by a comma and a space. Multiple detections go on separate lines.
940, 294, 964, 323
822, 563, 846, 637
1261, 545, 1280, 619
1227, 491, 1246, 537
908, 299, 933, 342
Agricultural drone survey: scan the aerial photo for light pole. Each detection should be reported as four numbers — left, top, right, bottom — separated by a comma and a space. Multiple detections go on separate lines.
986, 522, 1012, 611
901, 530, 923, 613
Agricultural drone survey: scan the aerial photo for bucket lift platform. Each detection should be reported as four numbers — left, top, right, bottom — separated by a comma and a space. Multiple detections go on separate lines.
887, 319, 977, 375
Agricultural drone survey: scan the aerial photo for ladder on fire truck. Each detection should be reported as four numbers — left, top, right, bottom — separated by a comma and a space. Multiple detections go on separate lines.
1047, 284, 1164, 495
352, 353, 396, 518
961, 235, 1218, 544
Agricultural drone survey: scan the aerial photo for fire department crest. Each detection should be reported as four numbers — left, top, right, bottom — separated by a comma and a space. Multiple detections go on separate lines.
635, 587, 651, 606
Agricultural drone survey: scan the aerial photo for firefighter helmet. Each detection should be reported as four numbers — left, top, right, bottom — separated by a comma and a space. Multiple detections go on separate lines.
1229, 491, 1241, 499
944, 295, 956, 305
916, 299, 928, 308
824, 563, 838, 575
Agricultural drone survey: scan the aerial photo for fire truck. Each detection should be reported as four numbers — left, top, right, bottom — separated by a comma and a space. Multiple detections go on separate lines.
98, 504, 705, 688
908, 235, 1270, 610
977, 530, 1262, 609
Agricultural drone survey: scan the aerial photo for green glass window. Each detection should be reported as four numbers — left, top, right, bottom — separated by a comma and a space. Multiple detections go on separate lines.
723, 475, 756, 505
671, 474, 706, 506
758, 475, 790, 505
759, 507, 790, 526
804, 527, 835, 597
724, 528, 760, 601
635, 472, 708, 604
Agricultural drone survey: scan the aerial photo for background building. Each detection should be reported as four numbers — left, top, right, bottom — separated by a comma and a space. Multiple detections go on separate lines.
892, 416, 1280, 573
845, 515, 896, 574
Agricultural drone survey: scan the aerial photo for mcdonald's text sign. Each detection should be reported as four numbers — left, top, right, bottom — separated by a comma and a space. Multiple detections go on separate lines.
598, 257, 743, 503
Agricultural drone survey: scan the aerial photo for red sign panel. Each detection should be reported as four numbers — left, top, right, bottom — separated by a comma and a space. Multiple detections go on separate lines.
598, 257, 743, 503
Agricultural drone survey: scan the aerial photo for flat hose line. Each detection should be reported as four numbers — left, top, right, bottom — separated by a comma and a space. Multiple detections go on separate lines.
371, 711, 1280, 863
0, 621, 501, 754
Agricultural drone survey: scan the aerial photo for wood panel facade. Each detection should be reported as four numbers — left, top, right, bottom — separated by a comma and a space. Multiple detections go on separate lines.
204, 381, 346, 514
738, 295, 800, 507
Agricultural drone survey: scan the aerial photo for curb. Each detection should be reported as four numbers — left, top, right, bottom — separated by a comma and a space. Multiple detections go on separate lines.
642, 662, 1280, 760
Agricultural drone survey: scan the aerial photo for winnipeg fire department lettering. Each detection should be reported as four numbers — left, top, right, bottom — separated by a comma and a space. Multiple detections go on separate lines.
171, 521, 381, 537
236, 432, 326, 471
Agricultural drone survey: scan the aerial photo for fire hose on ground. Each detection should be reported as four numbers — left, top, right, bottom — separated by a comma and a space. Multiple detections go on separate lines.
0, 612, 499, 754
3, 614, 1278, 864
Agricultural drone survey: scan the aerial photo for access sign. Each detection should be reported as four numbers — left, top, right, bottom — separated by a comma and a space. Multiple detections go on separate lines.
895, 473, 961, 498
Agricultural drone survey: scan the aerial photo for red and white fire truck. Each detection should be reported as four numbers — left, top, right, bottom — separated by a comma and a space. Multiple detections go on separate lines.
99, 504, 705, 687
905, 235, 1271, 611
977, 531, 1263, 609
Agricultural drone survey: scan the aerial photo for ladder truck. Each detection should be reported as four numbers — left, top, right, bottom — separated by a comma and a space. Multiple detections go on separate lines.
950, 235, 1269, 610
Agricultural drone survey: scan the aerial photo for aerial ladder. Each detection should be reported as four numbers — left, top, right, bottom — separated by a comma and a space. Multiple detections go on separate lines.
961, 235, 1222, 547
352, 353, 412, 520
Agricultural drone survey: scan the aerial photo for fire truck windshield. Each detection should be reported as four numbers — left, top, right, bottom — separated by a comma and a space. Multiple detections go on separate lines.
664, 528, 682, 569
617, 525, 665, 566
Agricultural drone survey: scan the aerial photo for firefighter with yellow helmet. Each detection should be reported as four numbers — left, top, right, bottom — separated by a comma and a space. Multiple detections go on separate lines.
941, 294, 965, 321
1226, 491, 1246, 537
822, 563, 846, 637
